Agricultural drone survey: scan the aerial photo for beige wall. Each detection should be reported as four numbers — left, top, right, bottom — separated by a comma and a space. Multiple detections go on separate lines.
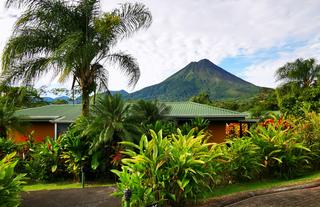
10, 122, 54, 143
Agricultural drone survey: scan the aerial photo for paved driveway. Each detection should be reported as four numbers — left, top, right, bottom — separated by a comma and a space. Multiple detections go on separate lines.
22, 184, 320, 207
226, 186, 320, 207
22, 186, 121, 207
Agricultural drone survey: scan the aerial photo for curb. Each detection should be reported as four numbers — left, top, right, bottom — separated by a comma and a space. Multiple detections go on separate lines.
197, 179, 320, 207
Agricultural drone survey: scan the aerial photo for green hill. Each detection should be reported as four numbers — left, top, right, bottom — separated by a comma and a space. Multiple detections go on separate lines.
127, 59, 262, 101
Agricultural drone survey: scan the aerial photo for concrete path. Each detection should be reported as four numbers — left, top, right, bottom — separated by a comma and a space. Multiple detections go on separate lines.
22, 182, 320, 207
21, 186, 121, 207
226, 186, 320, 207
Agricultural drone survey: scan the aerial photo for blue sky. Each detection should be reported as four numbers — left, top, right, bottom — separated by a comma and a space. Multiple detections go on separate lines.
220, 39, 310, 78
1, 0, 320, 92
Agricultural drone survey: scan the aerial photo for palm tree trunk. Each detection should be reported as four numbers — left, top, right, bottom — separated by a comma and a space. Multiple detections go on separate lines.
82, 88, 90, 116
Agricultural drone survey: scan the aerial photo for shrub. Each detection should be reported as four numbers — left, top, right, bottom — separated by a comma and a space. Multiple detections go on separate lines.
23, 137, 62, 181
0, 152, 25, 207
144, 120, 177, 137
180, 118, 209, 135
250, 118, 312, 179
222, 137, 262, 182
0, 137, 17, 159
112, 130, 223, 206
60, 128, 89, 180
295, 111, 320, 168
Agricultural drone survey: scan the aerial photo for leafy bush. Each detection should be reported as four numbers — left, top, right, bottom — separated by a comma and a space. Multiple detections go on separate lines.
0, 137, 17, 159
0, 152, 25, 207
60, 124, 89, 180
144, 120, 177, 137
295, 111, 320, 168
23, 137, 62, 181
222, 137, 262, 182
112, 130, 224, 206
180, 118, 209, 135
250, 117, 312, 178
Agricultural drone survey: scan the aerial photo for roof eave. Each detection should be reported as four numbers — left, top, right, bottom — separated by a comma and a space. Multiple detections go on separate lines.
21, 116, 61, 122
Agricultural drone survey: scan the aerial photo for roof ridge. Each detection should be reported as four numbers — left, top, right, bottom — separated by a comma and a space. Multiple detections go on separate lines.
16, 104, 52, 112
189, 101, 244, 115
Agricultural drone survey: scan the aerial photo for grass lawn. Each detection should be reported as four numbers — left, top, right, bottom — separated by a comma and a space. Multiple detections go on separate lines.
202, 170, 320, 200
23, 181, 114, 191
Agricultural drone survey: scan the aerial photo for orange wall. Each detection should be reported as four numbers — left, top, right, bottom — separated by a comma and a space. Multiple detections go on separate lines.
10, 122, 54, 143
207, 122, 227, 143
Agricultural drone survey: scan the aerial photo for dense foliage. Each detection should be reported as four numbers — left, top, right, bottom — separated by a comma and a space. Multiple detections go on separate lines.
112, 130, 224, 206
0, 152, 25, 207
250, 117, 312, 178
112, 111, 320, 206
23, 137, 62, 181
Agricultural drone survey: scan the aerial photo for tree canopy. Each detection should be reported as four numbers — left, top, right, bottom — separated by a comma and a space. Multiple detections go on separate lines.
2, 0, 152, 115
276, 58, 320, 88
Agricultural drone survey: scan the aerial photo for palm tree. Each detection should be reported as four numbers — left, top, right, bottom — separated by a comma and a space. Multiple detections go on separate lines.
2, 0, 152, 116
0, 102, 25, 138
83, 94, 141, 170
131, 100, 170, 125
86, 94, 141, 151
276, 58, 320, 88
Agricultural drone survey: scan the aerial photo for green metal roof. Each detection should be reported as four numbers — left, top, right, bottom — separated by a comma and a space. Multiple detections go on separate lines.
16, 104, 81, 123
165, 102, 245, 119
16, 102, 246, 123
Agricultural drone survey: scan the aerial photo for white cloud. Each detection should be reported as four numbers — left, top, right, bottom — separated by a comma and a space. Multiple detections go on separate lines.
1, 0, 320, 91
243, 37, 320, 88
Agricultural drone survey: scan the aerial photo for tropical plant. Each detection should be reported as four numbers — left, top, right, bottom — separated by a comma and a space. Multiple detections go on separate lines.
24, 137, 61, 181
60, 121, 89, 180
294, 110, 320, 168
222, 137, 262, 181
276, 58, 320, 88
85, 94, 141, 170
87, 94, 141, 150
180, 117, 209, 135
0, 101, 25, 138
0, 152, 25, 207
131, 100, 170, 125
145, 120, 177, 137
0, 137, 17, 159
3, 0, 152, 115
276, 82, 320, 115
250, 117, 312, 178
113, 129, 224, 206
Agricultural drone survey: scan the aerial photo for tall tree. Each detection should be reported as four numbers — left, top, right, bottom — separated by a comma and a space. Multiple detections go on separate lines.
276, 58, 320, 88
2, 0, 152, 115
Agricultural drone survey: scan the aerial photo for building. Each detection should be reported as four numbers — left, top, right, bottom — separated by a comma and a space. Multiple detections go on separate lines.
11, 102, 247, 143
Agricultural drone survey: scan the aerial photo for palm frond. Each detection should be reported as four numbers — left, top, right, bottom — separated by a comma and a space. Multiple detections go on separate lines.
112, 2, 152, 39
1, 57, 51, 85
106, 52, 140, 87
